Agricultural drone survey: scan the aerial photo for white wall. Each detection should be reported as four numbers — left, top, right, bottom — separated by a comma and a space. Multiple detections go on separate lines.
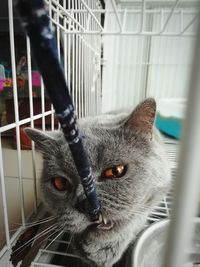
102, 2, 197, 113
0, 141, 42, 250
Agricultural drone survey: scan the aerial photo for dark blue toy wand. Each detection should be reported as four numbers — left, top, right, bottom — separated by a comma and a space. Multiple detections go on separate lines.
16, 0, 101, 221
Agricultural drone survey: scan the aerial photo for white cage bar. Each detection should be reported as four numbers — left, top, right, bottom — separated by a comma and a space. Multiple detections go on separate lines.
8, 0, 25, 227
163, 12, 200, 267
0, 0, 200, 266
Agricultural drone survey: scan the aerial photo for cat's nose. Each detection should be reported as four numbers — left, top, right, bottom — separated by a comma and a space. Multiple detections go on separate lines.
75, 197, 89, 214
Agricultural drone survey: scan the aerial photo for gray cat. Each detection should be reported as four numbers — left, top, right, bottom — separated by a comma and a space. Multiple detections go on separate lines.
25, 98, 171, 267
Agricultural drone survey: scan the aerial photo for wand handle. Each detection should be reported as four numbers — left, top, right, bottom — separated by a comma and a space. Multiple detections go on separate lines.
16, 0, 101, 220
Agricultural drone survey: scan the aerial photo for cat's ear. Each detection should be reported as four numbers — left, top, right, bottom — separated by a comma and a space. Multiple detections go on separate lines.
24, 128, 57, 151
125, 98, 156, 137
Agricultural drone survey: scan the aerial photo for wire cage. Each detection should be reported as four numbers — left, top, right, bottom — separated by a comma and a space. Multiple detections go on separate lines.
0, 0, 200, 266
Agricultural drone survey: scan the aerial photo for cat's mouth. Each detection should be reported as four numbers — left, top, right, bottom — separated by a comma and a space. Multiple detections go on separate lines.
92, 214, 114, 231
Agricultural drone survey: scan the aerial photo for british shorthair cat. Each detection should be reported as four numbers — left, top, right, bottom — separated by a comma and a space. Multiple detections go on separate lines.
25, 98, 171, 267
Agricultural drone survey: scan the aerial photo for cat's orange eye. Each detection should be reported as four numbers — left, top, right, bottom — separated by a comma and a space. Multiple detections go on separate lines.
102, 165, 127, 179
52, 177, 68, 191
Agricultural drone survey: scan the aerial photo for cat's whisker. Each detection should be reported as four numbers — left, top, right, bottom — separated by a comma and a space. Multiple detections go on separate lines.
99, 188, 151, 218
100, 192, 150, 217
0, 216, 58, 234
99, 191, 129, 206
34, 228, 61, 251
44, 229, 65, 250
30, 224, 58, 246
101, 199, 128, 210
100, 197, 127, 210
24, 216, 57, 228
66, 231, 75, 253
11, 215, 57, 228
11, 226, 59, 262
13, 223, 58, 254
101, 201, 146, 218
9, 228, 20, 233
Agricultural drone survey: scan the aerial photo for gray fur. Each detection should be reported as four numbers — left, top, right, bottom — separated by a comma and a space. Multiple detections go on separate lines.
25, 98, 171, 267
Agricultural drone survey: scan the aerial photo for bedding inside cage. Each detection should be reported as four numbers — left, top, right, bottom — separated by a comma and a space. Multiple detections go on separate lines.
155, 99, 186, 139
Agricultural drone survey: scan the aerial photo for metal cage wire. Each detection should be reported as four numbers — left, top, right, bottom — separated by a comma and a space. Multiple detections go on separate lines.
0, 0, 199, 266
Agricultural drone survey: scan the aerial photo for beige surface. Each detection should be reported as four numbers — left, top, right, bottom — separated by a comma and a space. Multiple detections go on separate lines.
0, 138, 43, 251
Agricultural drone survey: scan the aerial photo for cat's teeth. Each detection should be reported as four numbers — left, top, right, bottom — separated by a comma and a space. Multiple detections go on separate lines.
92, 213, 108, 225
102, 216, 107, 225
95, 213, 103, 224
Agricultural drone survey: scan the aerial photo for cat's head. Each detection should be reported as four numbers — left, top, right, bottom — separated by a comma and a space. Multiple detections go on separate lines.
25, 98, 170, 236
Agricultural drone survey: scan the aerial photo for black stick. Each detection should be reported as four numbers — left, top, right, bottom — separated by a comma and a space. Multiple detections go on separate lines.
15, 0, 101, 221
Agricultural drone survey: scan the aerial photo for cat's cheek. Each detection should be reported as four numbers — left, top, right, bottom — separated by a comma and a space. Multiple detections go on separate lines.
60, 212, 91, 233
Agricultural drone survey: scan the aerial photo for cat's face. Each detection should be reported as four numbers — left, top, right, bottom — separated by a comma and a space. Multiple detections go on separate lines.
25, 99, 170, 237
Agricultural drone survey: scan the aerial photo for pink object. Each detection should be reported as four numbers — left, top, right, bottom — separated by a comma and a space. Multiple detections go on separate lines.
32, 71, 41, 87
0, 79, 6, 91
